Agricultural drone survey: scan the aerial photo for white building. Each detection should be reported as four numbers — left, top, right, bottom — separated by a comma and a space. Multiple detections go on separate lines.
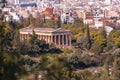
14, 0, 20, 5
105, 0, 112, 4
5, 12, 21, 22
61, 12, 73, 24
94, 21, 104, 29
104, 26, 113, 35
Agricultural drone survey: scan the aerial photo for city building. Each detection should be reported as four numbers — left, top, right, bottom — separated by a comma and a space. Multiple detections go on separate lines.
105, 0, 112, 4
19, 27, 72, 48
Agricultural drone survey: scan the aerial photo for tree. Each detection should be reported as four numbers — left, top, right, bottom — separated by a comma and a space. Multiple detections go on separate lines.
103, 57, 110, 80
77, 70, 92, 80
30, 16, 36, 27
112, 48, 120, 56
43, 14, 46, 23
108, 30, 120, 48
1, 53, 25, 80
76, 36, 85, 48
0, 22, 5, 53
39, 54, 73, 80
76, 25, 91, 49
0, 22, 4, 77
28, 30, 50, 54
105, 42, 114, 52
84, 25, 91, 49
90, 28, 107, 53
0, 2, 25, 79
57, 15, 61, 28
22, 18, 30, 27
111, 57, 120, 80
0, 22, 24, 80
37, 39, 49, 52
29, 30, 38, 45
13, 30, 20, 54
90, 42, 103, 54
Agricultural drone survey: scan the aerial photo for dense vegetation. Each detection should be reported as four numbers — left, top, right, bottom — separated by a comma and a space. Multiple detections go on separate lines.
0, 4, 120, 80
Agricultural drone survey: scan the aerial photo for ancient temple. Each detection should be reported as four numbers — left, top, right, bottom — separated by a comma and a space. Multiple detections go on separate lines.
19, 27, 72, 48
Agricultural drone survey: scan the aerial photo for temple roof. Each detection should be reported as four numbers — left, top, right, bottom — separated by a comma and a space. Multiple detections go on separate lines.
20, 27, 70, 33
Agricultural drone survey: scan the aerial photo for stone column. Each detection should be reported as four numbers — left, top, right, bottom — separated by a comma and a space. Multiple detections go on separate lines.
43, 35, 45, 40
52, 35, 55, 43
27, 34, 29, 40
38, 35, 40, 40
28, 34, 30, 40
39, 35, 40, 40
41, 35, 43, 40
47, 36, 49, 43
25, 34, 27, 40
69, 34, 71, 46
49, 36, 51, 43
26, 34, 28, 40
40, 35, 42, 40
37, 35, 39, 40
21, 34, 23, 40
24, 34, 26, 39
47, 36, 48, 42
48, 36, 51, 43
23, 34, 24, 40
62, 34, 64, 46
54, 35, 57, 45
24, 34, 25, 39
39, 35, 41, 40
20, 34, 22, 41
66, 35, 68, 46
50, 36, 52, 43
24, 34, 26, 40
51, 35, 53, 43
58, 35, 60, 45
45, 35, 47, 42
48, 36, 50, 43
25, 34, 26, 39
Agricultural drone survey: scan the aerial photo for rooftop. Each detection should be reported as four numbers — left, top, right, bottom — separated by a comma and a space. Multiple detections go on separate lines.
20, 27, 70, 33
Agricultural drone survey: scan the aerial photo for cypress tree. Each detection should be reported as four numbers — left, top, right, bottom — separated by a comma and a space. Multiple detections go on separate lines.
0, 0, 6, 54
30, 15, 36, 27
0, 22, 5, 55
57, 15, 61, 28
43, 14, 46, 23
84, 24, 91, 49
